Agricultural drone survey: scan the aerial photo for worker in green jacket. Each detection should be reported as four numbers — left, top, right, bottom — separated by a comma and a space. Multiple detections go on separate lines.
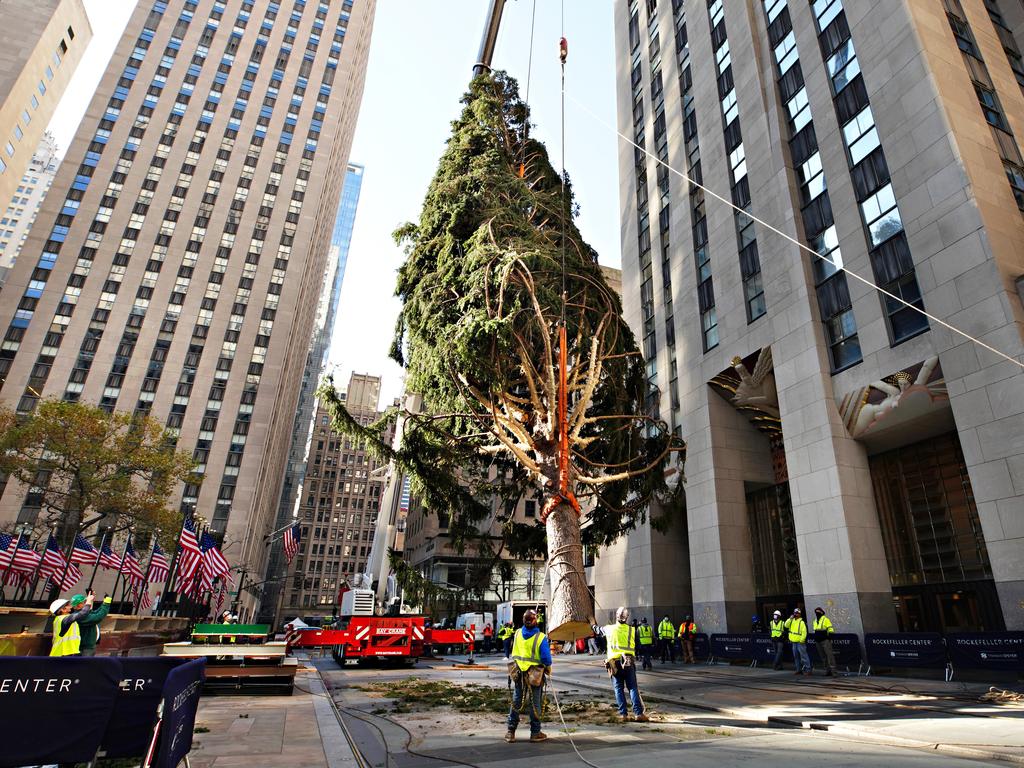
70, 591, 112, 657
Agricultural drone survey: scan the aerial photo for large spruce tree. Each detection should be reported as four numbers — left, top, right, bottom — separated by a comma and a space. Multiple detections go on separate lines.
320, 72, 683, 639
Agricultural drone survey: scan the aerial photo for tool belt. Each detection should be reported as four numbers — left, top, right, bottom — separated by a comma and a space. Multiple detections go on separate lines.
508, 662, 546, 688
605, 655, 634, 678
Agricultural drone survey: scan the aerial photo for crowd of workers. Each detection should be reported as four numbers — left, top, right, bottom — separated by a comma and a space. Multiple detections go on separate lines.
498, 605, 839, 744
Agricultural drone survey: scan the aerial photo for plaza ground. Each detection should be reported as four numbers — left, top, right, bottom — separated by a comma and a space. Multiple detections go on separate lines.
184, 650, 1023, 767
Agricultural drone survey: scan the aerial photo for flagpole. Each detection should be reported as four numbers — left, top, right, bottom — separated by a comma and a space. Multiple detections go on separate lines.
187, 524, 207, 624
159, 512, 190, 617
0, 531, 27, 605
86, 529, 110, 592
109, 530, 133, 612
18, 528, 53, 604
28, 527, 60, 603
135, 530, 158, 614
52, 524, 80, 603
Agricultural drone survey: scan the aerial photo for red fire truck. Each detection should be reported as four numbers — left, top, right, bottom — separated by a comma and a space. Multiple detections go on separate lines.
284, 591, 476, 666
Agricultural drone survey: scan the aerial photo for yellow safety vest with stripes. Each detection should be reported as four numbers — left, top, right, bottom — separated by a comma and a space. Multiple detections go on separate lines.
637, 624, 654, 645
50, 615, 81, 657
606, 623, 636, 661
769, 619, 785, 639
657, 619, 675, 639
511, 628, 546, 671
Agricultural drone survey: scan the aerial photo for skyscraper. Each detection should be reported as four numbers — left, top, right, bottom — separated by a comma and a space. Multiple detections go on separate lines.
259, 161, 363, 624
0, 0, 91, 219
0, 0, 376, 619
609, 0, 1024, 634
0, 132, 61, 284
279, 372, 390, 617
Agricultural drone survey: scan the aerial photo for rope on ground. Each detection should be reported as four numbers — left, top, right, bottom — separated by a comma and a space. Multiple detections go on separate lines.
549, 682, 609, 768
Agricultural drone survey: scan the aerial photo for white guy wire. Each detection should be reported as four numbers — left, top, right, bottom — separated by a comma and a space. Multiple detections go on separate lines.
566, 92, 1024, 371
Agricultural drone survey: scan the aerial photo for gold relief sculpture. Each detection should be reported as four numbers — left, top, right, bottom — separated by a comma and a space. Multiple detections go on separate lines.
709, 347, 782, 435
838, 357, 946, 439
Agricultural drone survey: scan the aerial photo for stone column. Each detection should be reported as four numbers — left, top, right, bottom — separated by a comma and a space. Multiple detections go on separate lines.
774, 335, 897, 637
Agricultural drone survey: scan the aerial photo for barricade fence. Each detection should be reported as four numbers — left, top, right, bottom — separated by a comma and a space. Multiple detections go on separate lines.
0, 655, 205, 768
700, 631, 1023, 679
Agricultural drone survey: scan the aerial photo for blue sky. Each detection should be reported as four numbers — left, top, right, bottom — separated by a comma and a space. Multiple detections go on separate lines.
50, 0, 622, 406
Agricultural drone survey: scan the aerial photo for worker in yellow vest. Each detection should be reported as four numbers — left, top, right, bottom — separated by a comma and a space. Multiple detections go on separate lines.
785, 608, 811, 675
637, 617, 654, 670
605, 607, 649, 723
678, 615, 698, 664
769, 610, 786, 670
48, 593, 94, 657
505, 609, 551, 743
657, 615, 676, 664
813, 607, 836, 676
498, 622, 514, 657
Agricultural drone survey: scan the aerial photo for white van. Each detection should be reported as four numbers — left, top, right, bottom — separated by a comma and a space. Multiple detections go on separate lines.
455, 611, 494, 642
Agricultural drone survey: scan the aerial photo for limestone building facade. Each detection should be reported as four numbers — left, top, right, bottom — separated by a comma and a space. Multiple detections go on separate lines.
0, 0, 375, 617
609, 0, 1024, 634
0, 0, 90, 224
279, 373, 391, 619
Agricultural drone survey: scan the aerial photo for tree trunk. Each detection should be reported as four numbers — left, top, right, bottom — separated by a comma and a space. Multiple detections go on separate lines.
545, 501, 594, 642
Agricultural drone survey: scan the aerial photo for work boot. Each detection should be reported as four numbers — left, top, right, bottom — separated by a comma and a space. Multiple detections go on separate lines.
635, 713, 650, 722
793, 670, 802, 675
504, 730, 516, 743
530, 732, 548, 742
620, 714, 630, 723
825, 670, 834, 677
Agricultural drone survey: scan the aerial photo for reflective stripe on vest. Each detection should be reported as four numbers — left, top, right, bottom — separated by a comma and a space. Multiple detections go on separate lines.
770, 620, 784, 638
787, 618, 807, 643
813, 616, 833, 633
637, 625, 653, 644
658, 620, 675, 639
679, 622, 697, 636
50, 615, 81, 657
511, 628, 546, 671
606, 623, 636, 661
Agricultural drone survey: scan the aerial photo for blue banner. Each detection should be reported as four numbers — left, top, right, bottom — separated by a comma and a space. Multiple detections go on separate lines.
693, 633, 710, 660
155, 657, 206, 768
865, 632, 946, 668
752, 634, 778, 663
102, 657, 186, 758
947, 632, 1024, 671
709, 633, 754, 659
0, 656, 122, 767
808, 633, 862, 667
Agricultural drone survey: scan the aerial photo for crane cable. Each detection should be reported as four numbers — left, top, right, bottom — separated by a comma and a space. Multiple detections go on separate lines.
518, 0, 537, 179
565, 92, 1024, 372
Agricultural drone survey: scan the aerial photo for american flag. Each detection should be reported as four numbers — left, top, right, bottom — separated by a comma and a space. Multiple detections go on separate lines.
283, 521, 301, 564
137, 587, 152, 611
70, 533, 101, 565
121, 539, 145, 587
200, 531, 232, 582
175, 517, 202, 592
10, 535, 41, 574
0, 533, 16, 569
99, 541, 122, 570
147, 542, 170, 583
215, 579, 227, 614
39, 535, 82, 591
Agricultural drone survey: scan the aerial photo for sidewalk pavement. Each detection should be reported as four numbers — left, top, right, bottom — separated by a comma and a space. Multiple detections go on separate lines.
187, 667, 359, 768
502, 652, 1024, 765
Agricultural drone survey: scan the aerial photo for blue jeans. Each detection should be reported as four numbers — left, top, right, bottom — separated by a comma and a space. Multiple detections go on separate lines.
772, 639, 785, 668
792, 642, 811, 672
612, 661, 644, 716
507, 673, 544, 734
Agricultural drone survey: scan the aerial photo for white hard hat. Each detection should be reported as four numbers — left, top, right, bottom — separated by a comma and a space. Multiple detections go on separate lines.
49, 598, 69, 614
773, 610, 781, 616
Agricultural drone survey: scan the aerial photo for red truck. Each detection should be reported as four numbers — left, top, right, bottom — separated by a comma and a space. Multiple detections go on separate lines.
286, 614, 476, 666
